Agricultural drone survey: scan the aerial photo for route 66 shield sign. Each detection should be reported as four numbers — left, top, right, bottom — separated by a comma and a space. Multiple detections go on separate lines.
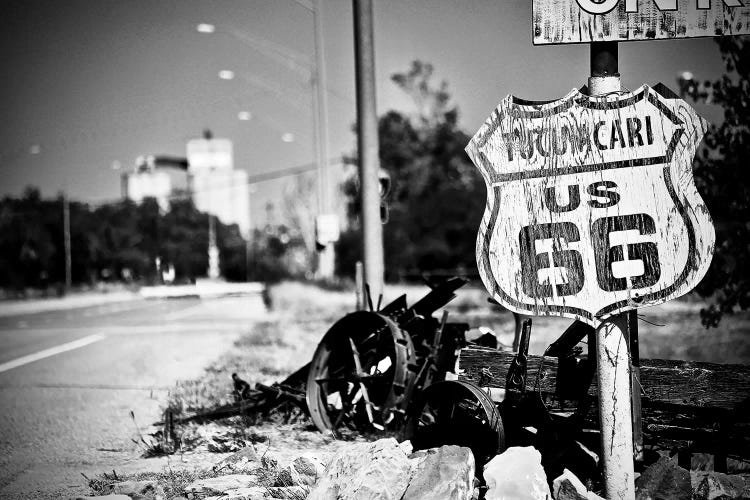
466, 84, 715, 327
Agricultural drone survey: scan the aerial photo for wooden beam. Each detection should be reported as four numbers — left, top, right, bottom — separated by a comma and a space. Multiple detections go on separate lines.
458, 347, 750, 411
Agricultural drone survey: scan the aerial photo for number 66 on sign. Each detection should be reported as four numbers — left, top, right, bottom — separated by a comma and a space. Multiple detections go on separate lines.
466, 84, 714, 326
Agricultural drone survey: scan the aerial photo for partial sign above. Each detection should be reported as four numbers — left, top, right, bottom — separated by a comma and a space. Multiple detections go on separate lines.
533, 0, 750, 44
466, 84, 714, 326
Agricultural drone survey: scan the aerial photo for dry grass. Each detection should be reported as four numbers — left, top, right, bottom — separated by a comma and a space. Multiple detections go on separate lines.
84, 454, 303, 499
150, 281, 364, 468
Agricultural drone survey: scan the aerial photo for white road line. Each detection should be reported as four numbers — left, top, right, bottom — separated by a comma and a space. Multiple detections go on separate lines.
0, 334, 106, 373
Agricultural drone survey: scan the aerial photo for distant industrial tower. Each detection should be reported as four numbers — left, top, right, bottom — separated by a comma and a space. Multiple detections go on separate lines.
121, 156, 173, 212
187, 134, 250, 239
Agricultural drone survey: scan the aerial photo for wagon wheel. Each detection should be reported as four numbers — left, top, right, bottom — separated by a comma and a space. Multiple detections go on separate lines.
408, 380, 505, 473
306, 311, 417, 435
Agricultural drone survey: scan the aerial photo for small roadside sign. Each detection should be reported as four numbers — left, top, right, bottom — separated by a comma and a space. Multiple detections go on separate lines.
533, 0, 750, 44
316, 214, 341, 246
466, 84, 714, 327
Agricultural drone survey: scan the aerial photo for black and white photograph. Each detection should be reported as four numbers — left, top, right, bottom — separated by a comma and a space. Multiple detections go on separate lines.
1, 1, 748, 499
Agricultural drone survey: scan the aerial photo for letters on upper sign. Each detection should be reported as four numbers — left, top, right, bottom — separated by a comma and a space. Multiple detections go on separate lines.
576, 0, 742, 15
535, 0, 750, 44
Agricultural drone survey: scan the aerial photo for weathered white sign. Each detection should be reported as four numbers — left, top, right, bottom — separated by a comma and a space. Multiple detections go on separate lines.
533, 0, 750, 44
466, 84, 714, 326
316, 214, 341, 245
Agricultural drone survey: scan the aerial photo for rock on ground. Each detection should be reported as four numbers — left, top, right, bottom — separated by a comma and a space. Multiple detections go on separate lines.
693, 471, 749, 499
185, 474, 261, 497
213, 446, 260, 473
76, 496, 134, 500
110, 479, 165, 499
484, 446, 552, 500
402, 445, 475, 500
552, 469, 604, 500
307, 438, 412, 500
635, 456, 691, 500
276, 453, 326, 487
212, 486, 307, 499
212, 486, 266, 500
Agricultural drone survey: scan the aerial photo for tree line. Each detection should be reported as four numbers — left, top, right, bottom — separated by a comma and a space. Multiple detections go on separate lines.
0, 188, 309, 294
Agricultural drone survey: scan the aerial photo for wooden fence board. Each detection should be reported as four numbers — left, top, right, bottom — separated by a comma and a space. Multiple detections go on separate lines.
458, 346, 750, 411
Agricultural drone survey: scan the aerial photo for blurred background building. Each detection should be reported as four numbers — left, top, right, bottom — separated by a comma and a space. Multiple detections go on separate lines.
121, 132, 250, 239
187, 134, 250, 239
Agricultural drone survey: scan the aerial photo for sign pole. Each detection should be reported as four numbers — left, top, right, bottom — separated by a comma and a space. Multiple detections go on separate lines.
63, 193, 72, 292
588, 41, 636, 500
628, 309, 644, 462
312, 0, 336, 280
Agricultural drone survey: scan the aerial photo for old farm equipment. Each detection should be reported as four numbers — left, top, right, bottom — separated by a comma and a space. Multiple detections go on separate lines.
305, 276, 472, 435
159, 276, 749, 483
454, 318, 750, 482
306, 277, 750, 482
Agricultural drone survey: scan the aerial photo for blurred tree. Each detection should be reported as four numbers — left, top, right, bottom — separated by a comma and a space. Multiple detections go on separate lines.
160, 199, 208, 282
340, 60, 485, 280
0, 191, 256, 289
92, 200, 149, 281
687, 37, 750, 327
281, 171, 316, 266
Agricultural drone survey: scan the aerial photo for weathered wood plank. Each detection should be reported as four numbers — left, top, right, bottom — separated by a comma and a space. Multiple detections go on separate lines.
458, 346, 750, 411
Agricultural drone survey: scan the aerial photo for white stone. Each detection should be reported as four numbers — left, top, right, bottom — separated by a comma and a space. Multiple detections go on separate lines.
484, 446, 551, 500
399, 440, 414, 456
76, 496, 133, 500
553, 469, 591, 500
288, 453, 326, 486
185, 474, 260, 496
216, 486, 266, 500
307, 438, 411, 500
403, 445, 475, 500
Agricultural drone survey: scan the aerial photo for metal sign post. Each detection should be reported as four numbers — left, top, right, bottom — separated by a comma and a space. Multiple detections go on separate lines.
588, 41, 636, 499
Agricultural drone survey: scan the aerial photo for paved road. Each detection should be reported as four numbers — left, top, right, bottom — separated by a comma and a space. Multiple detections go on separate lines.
0, 295, 267, 499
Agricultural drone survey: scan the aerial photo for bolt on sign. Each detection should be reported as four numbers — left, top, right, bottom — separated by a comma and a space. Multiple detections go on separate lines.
465, 84, 714, 327
533, 0, 750, 44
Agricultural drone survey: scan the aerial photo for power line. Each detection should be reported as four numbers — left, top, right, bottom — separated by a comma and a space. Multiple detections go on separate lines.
72, 158, 341, 209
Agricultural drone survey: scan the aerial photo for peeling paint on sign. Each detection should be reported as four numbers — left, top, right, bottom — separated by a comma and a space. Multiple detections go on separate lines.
533, 0, 750, 44
466, 84, 714, 327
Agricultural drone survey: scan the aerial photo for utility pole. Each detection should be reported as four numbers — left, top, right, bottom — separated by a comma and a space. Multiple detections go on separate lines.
63, 194, 72, 292
353, 0, 384, 301
588, 41, 636, 500
208, 213, 220, 279
312, 0, 336, 280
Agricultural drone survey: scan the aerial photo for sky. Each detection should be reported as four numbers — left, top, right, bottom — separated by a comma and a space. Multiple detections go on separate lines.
0, 0, 727, 221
